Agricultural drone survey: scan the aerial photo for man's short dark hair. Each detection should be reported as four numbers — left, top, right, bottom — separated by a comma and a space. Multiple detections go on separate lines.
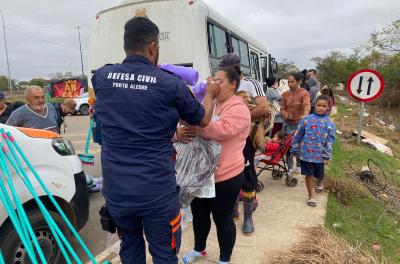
308, 69, 317, 74
124, 17, 159, 52
265, 77, 276, 87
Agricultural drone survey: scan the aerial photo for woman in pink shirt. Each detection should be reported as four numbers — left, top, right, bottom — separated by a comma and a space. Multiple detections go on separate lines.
182, 67, 251, 264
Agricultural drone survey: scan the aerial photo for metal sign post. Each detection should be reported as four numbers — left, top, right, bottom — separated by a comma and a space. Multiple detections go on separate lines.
357, 102, 365, 144
347, 68, 384, 145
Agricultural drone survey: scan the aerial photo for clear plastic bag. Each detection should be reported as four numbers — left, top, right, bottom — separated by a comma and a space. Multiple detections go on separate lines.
180, 207, 193, 230
174, 136, 221, 208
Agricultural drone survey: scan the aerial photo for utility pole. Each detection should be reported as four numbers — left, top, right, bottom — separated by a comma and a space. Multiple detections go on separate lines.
77, 26, 84, 77
0, 10, 12, 95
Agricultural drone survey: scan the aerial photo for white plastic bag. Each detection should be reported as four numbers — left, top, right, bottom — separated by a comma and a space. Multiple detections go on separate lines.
192, 173, 216, 198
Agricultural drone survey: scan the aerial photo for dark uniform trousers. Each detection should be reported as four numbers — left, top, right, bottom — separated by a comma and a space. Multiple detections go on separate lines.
107, 190, 181, 264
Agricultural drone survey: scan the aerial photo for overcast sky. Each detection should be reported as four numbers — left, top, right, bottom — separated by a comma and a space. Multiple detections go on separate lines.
0, 0, 399, 80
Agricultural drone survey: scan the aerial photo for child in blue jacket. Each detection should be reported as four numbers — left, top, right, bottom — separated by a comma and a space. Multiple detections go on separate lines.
291, 95, 335, 207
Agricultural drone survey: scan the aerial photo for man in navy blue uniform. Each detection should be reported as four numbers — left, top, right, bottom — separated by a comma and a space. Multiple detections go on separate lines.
92, 16, 220, 264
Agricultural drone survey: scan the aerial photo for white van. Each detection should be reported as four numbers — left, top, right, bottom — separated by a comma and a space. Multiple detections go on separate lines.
0, 124, 89, 264
88, 0, 276, 88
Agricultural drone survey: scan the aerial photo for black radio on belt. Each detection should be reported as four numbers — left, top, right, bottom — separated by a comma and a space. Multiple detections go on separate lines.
99, 204, 116, 234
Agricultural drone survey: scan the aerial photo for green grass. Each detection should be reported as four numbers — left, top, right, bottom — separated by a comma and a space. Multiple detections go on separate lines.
7, 96, 64, 104
335, 102, 352, 117
326, 195, 400, 263
325, 140, 400, 263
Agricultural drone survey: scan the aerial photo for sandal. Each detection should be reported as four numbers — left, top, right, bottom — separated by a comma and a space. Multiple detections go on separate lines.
307, 199, 317, 207
315, 185, 324, 193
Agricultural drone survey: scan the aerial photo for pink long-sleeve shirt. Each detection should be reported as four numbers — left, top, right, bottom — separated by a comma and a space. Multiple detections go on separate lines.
197, 96, 251, 183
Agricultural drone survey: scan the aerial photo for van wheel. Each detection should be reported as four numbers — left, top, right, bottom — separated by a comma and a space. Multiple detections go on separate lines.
79, 104, 89, 115
0, 209, 69, 264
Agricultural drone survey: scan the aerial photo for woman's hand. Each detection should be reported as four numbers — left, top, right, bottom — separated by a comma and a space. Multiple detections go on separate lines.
205, 76, 221, 98
176, 126, 196, 143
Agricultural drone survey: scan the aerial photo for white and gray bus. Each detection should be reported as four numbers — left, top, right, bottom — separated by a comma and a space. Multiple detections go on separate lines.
88, 0, 276, 88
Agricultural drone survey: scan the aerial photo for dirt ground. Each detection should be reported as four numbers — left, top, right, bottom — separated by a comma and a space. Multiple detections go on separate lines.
92, 170, 328, 264
333, 96, 400, 157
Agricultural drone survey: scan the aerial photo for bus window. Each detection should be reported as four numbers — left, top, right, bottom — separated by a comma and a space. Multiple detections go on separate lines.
231, 37, 240, 58
230, 36, 251, 77
260, 56, 267, 81
208, 22, 229, 73
239, 40, 250, 67
250, 51, 260, 81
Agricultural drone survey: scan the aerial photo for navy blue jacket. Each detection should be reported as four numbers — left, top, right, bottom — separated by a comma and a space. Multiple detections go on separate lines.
92, 55, 205, 202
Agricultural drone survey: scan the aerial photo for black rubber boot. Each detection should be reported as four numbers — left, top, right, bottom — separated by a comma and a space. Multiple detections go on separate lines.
242, 196, 255, 235
233, 196, 240, 221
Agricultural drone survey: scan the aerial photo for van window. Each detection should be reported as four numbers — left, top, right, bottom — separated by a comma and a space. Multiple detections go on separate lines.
250, 51, 260, 81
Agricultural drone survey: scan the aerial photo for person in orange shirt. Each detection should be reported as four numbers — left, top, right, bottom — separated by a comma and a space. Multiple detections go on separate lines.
280, 72, 311, 175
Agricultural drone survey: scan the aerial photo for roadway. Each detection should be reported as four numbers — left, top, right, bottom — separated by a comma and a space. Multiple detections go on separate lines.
63, 115, 107, 262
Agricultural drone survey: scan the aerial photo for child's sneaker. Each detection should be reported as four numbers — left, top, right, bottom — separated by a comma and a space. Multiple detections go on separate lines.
287, 169, 293, 176
182, 250, 206, 264
295, 167, 301, 174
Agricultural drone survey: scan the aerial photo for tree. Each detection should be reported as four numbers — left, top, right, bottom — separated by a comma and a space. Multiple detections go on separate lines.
29, 78, 49, 88
312, 52, 349, 86
367, 19, 400, 54
276, 59, 300, 79
0, 75, 16, 92
17, 81, 29, 86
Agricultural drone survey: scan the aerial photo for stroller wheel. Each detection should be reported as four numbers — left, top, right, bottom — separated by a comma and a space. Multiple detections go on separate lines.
286, 177, 298, 187
272, 171, 283, 180
256, 181, 264, 193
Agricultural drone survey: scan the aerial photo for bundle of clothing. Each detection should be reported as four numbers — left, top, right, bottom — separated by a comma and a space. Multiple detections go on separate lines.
236, 91, 276, 152
174, 136, 221, 208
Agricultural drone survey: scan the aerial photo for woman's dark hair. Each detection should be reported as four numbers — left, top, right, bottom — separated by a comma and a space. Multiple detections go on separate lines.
266, 77, 277, 87
288, 72, 303, 82
316, 94, 330, 104
232, 65, 242, 76
124, 17, 159, 52
218, 67, 241, 91
325, 87, 334, 97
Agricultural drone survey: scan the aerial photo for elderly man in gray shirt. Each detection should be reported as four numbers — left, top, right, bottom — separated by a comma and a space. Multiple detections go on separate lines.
6, 85, 58, 132
306, 69, 321, 114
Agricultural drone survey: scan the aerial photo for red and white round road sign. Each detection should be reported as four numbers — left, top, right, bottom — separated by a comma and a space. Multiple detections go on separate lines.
346, 69, 384, 102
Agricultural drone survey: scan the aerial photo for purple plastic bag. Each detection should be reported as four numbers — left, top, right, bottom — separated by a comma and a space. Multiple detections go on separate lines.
160, 64, 199, 86
191, 81, 206, 102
